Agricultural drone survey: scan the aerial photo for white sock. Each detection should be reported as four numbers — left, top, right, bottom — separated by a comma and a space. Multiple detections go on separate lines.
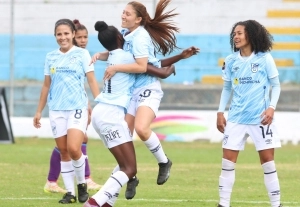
144, 131, 168, 163
219, 158, 235, 207
106, 188, 121, 206
101, 165, 121, 207
61, 161, 75, 195
262, 161, 281, 207
92, 171, 129, 206
72, 154, 86, 184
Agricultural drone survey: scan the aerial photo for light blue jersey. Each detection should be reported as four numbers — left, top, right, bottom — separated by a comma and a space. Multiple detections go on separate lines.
44, 46, 94, 110
222, 51, 279, 124
94, 49, 135, 110
121, 26, 161, 89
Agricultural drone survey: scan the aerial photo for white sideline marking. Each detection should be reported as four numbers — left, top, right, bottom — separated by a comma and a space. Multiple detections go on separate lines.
0, 197, 299, 205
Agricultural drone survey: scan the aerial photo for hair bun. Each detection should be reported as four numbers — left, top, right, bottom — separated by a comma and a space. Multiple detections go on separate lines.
73, 19, 80, 25
95, 21, 108, 32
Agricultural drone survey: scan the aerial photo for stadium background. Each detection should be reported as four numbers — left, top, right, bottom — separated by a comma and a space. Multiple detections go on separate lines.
0, 0, 300, 143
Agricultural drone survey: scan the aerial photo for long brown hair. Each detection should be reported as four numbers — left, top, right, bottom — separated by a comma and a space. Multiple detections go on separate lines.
128, 0, 179, 56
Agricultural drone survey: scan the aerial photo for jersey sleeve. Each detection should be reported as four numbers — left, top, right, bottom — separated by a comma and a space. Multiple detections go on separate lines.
44, 54, 50, 76
265, 53, 279, 79
82, 49, 94, 73
221, 55, 232, 81
132, 33, 150, 59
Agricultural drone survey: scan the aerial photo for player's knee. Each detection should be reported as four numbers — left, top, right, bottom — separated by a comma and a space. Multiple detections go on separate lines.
260, 156, 274, 164
135, 124, 151, 139
67, 147, 81, 160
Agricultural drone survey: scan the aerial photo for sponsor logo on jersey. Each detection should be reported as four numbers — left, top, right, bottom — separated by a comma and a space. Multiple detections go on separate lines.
104, 129, 121, 142
54, 66, 76, 73
238, 77, 260, 84
50, 67, 56, 74
234, 78, 239, 85
265, 139, 272, 145
251, 63, 259, 73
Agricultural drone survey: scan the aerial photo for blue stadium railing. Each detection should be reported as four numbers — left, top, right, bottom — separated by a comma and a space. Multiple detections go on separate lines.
1, 34, 299, 83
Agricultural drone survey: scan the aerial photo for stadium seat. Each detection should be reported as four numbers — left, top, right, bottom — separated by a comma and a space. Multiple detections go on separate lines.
267, 27, 300, 35
273, 42, 300, 50
267, 10, 300, 18
218, 58, 294, 67
201, 75, 223, 84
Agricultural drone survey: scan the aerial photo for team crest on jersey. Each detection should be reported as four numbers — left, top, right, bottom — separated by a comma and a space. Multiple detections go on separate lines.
124, 41, 132, 52
69, 56, 77, 63
251, 63, 259, 73
50, 67, 56, 74
233, 78, 239, 85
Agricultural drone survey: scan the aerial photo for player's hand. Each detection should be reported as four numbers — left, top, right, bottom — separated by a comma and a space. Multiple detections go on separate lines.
103, 66, 117, 80
89, 53, 100, 66
261, 107, 274, 125
216, 112, 226, 133
33, 112, 42, 128
180, 46, 200, 59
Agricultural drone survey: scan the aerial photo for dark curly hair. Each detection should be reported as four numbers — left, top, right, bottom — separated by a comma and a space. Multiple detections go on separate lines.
230, 20, 273, 54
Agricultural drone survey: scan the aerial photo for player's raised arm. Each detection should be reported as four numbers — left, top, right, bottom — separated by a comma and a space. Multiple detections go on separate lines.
161, 46, 199, 67
89, 51, 109, 65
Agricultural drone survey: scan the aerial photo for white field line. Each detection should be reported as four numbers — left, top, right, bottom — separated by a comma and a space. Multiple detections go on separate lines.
0, 197, 299, 206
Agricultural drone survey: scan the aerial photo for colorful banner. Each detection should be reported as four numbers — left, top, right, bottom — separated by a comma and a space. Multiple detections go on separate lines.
9, 110, 300, 145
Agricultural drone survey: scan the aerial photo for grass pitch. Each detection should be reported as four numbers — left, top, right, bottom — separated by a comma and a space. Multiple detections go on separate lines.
0, 138, 299, 207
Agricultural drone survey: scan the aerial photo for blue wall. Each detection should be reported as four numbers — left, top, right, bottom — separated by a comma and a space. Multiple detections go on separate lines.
1, 34, 299, 83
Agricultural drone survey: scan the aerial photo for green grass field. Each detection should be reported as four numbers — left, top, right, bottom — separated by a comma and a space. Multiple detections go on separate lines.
0, 138, 299, 207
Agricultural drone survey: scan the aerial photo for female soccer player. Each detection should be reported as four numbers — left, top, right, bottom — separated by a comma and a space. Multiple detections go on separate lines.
33, 18, 100, 204
43, 19, 101, 194
90, 0, 199, 199
84, 20, 140, 207
216, 20, 282, 207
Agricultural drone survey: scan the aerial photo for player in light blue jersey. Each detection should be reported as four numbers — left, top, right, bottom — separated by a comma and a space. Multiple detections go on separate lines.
216, 20, 282, 207
33, 19, 100, 204
90, 0, 199, 200
43, 19, 102, 195
84, 21, 139, 207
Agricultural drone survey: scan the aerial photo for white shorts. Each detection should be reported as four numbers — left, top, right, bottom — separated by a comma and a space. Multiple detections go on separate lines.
222, 121, 281, 151
49, 109, 88, 138
127, 81, 163, 117
91, 102, 132, 148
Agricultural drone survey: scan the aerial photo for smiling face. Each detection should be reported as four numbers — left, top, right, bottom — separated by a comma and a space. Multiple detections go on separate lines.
55, 24, 75, 53
75, 29, 88, 49
233, 25, 250, 51
121, 4, 142, 32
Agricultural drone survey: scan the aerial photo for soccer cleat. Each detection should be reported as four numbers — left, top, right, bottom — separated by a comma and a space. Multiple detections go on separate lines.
125, 177, 139, 200
44, 181, 67, 194
278, 204, 283, 207
217, 204, 231, 207
83, 198, 100, 207
86, 178, 102, 191
157, 158, 172, 185
77, 183, 89, 203
58, 192, 77, 204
